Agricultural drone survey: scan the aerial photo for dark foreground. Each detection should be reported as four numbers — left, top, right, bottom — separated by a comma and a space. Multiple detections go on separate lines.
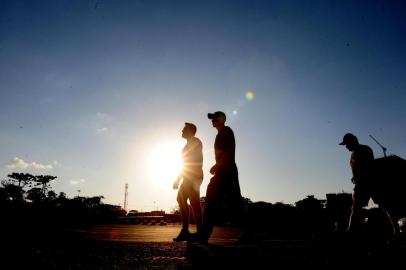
2, 224, 406, 269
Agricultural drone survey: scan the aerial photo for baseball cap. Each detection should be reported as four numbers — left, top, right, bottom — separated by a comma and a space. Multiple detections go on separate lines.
339, 133, 358, 145
207, 111, 226, 120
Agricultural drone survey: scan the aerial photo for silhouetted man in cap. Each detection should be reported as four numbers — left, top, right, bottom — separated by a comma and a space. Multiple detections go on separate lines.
173, 123, 203, 241
195, 111, 242, 243
339, 133, 375, 233
340, 133, 401, 239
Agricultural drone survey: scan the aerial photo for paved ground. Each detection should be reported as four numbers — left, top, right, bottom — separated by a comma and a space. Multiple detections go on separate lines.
2, 224, 242, 270
85, 224, 242, 245
3, 224, 405, 269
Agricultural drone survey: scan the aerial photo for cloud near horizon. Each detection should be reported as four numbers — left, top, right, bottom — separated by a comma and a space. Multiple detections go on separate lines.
97, 127, 108, 132
6, 157, 55, 170
69, 179, 85, 185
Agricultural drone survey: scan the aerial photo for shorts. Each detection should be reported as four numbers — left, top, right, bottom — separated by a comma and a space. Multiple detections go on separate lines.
352, 184, 372, 209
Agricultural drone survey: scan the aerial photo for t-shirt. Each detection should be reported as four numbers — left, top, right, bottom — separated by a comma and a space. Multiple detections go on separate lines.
351, 144, 374, 185
214, 126, 236, 172
182, 137, 203, 182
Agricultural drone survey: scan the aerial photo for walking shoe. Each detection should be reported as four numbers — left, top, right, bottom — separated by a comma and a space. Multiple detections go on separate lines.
173, 229, 190, 242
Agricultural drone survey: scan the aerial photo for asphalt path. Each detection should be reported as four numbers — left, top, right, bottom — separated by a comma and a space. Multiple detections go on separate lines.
86, 224, 242, 245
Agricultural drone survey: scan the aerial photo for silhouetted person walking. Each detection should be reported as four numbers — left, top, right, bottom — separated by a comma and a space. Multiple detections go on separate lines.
339, 133, 374, 233
340, 132, 401, 243
196, 111, 242, 243
173, 123, 203, 241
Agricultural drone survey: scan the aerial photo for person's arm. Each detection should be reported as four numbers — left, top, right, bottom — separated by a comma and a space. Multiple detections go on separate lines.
173, 173, 182, 190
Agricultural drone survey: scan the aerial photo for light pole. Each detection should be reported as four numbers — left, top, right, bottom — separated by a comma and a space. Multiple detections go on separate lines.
124, 183, 128, 212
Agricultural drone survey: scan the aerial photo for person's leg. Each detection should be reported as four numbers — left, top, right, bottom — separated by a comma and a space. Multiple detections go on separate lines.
200, 177, 222, 241
384, 209, 400, 237
189, 187, 202, 233
229, 175, 243, 226
177, 185, 190, 231
348, 186, 368, 233
174, 185, 190, 241
225, 175, 250, 244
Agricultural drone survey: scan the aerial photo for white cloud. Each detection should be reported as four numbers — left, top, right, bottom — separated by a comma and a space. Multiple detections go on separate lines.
6, 157, 54, 170
88, 112, 115, 134
31, 161, 53, 170
70, 179, 85, 185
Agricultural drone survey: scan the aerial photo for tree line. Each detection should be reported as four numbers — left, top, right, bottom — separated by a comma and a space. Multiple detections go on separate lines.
0, 172, 126, 231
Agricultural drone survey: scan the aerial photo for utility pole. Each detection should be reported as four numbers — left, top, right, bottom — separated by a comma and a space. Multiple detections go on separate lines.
124, 183, 128, 212
369, 135, 387, 157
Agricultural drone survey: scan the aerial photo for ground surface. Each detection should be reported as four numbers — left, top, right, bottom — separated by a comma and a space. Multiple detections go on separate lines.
2, 224, 405, 269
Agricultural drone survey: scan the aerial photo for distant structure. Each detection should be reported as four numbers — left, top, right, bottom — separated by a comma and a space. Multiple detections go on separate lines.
124, 183, 128, 212
118, 210, 174, 225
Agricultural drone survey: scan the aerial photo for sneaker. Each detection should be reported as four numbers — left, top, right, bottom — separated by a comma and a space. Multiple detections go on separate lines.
173, 229, 190, 242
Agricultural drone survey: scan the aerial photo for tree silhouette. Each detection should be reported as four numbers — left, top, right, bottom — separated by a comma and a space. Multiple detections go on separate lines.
33, 175, 57, 196
26, 187, 46, 203
0, 173, 57, 202
2, 173, 35, 188
295, 195, 325, 212
295, 195, 327, 236
47, 190, 57, 200
1, 183, 25, 202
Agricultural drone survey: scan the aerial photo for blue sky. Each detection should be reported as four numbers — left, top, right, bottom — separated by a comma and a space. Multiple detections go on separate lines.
1, 0, 405, 211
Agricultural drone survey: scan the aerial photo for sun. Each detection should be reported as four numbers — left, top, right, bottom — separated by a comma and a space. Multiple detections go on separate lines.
147, 143, 183, 187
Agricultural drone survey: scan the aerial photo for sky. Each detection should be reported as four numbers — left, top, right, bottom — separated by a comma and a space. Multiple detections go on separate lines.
1, 0, 405, 212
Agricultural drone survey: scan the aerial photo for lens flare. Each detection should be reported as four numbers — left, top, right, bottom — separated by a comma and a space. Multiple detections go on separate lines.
245, 90, 254, 101
147, 143, 182, 187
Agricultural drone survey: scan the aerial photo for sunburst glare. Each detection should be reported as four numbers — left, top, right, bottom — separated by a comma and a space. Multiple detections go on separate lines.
147, 143, 183, 187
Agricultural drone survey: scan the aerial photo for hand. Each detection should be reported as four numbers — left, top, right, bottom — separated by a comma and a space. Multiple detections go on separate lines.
210, 164, 217, 175
173, 180, 179, 190
173, 174, 181, 190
